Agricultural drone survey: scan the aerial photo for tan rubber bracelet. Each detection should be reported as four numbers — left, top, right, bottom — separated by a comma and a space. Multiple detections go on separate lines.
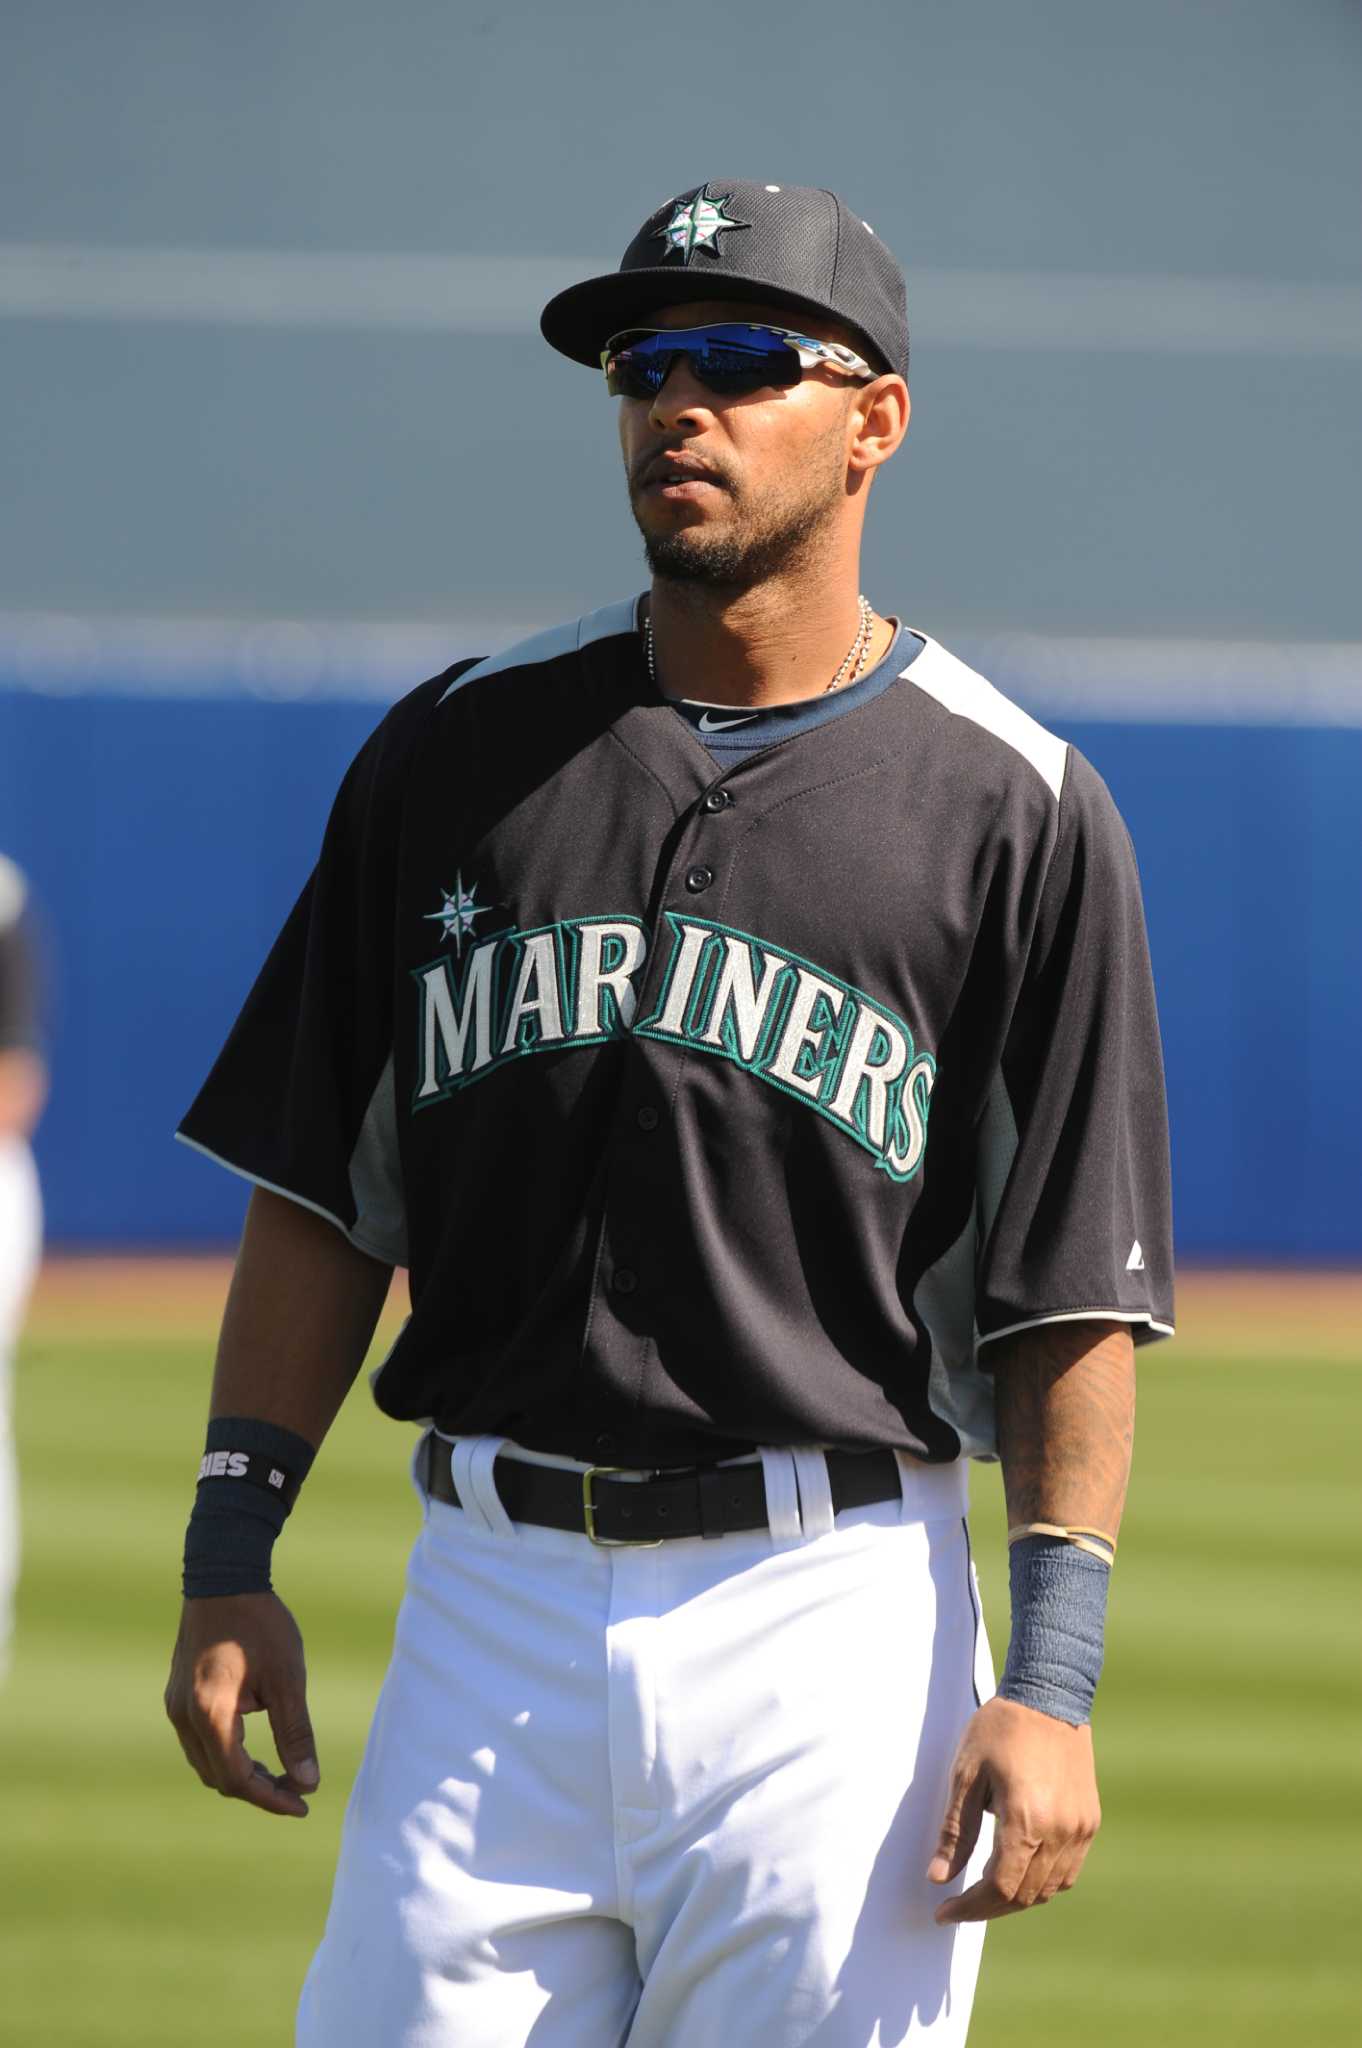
1007, 1521, 1117, 1564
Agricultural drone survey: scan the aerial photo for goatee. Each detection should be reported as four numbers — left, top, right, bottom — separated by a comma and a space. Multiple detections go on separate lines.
636, 488, 841, 594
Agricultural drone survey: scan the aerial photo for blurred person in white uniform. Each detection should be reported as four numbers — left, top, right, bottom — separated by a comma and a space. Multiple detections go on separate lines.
0, 854, 46, 1677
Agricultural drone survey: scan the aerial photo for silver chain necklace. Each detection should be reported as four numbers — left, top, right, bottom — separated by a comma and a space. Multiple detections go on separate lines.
643, 594, 875, 700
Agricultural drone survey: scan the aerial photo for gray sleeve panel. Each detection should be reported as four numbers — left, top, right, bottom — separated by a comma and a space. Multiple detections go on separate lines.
173, 1131, 395, 1266
916, 1212, 994, 1461
913, 1072, 1017, 1461
178, 1050, 407, 1267
974, 1064, 1175, 1355
346, 1050, 408, 1267
915, 1038, 1173, 1464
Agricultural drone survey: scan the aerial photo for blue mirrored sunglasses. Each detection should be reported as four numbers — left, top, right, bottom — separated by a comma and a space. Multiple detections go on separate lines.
601, 322, 877, 400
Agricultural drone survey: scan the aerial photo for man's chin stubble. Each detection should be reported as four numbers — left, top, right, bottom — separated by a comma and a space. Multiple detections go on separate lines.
635, 500, 841, 592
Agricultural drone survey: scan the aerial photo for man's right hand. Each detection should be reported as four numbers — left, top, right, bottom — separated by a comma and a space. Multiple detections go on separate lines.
164, 1592, 319, 1818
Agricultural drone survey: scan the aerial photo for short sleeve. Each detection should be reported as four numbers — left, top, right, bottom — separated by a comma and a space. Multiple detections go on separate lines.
975, 751, 1175, 1351
176, 716, 409, 1265
0, 856, 40, 1053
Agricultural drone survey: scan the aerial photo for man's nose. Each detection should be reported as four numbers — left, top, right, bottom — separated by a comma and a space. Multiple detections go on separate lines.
647, 356, 712, 428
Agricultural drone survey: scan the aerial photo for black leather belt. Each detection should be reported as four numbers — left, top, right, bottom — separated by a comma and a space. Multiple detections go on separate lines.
417, 1433, 903, 1545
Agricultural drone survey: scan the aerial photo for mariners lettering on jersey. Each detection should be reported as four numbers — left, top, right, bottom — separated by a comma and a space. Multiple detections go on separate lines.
413, 915, 648, 1100
637, 915, 935, 1180
413, 910, 936, 1182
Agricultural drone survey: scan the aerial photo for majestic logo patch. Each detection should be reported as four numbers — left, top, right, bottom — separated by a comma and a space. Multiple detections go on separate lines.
412, 911, 936, 1182
198, 1450, 250, 1481
424, 869, 493, 957
656, 191, 750, 264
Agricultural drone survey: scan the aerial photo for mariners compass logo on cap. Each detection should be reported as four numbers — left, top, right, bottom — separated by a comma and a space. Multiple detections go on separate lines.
655, 190, 750, 264
540, 179, 910, 378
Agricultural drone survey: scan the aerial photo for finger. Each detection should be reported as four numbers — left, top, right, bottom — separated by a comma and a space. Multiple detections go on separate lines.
1049, 1825, 1097, 1901
1011, 1836, 1068, 1910
166, 1675, 217, 1790
201, 1685, 254, 1794
207, 1700, 311, 1817
194, 1667, 310, 1818
169, 1711, 217, 1790
938, 1878, 1030, 1924
927, 1766, 989, 1884
265, 1679, 320, 1796
237, 1756, 313, 1818
188, 1647, 250, 1791
935, 1828, 1041, 1924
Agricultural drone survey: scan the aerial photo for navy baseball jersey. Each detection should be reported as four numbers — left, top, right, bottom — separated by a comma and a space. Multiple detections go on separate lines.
178, 597, 1174, 1468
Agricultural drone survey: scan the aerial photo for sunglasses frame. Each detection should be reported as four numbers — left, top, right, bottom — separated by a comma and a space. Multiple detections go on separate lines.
600, 321, 878, 398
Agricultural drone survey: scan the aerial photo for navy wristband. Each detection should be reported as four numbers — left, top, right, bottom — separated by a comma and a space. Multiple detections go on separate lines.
996, 1535, 1111, 1727
182, 1416, 317, 1599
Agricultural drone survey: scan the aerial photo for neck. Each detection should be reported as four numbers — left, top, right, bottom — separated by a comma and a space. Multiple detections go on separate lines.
644, 573, 890, 709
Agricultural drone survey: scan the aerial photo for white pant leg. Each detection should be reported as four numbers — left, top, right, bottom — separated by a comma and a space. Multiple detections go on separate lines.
296, 1451, 642, 2048
622, 1475, 994, 2047
297, 1441, 993, 2048
0, 1138, 42, 1681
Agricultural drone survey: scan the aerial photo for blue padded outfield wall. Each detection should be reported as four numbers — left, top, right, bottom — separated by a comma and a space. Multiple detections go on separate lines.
3, 637, 1360, 1260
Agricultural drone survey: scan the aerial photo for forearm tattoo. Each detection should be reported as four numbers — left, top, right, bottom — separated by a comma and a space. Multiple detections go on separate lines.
992, 1322, 1136, 1541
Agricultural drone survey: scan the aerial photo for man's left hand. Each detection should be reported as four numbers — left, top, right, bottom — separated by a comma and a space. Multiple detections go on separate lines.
927, 1695, 1101, 1922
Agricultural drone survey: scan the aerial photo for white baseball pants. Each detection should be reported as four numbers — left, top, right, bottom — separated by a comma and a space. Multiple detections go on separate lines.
297, 1434, 995, 2048
0, 1136, 42, 1681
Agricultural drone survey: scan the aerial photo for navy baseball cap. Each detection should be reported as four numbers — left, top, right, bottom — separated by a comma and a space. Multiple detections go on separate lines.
540, 179, 909, 380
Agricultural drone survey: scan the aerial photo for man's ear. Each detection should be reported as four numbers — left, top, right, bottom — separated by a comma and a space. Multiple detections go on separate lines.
848, 376, 910, 481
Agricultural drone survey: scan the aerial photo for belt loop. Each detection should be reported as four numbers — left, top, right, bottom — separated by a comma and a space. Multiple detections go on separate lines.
894, 1449, 917, 1525
697, 1466, 726, 1539
894, 1448, 969, 1523
758, 1447, 803, 1548
452, 1435, 516, 1535
411, 1429, 435, 1517
791, 1446, 835, 1540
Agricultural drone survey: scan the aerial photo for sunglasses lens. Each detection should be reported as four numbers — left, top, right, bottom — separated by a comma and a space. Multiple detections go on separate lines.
604, 350, 665, 399
695, 331, 802, 392
604, 326, 802, 399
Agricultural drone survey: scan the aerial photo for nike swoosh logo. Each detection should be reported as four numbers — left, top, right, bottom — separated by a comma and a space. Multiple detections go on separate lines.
697, 710, 759, 732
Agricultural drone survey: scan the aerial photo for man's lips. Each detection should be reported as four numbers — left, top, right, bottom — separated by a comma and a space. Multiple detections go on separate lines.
639, 457, 726, 496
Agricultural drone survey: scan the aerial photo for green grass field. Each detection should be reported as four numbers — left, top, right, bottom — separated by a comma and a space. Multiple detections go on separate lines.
3, 1285, 1359, 2046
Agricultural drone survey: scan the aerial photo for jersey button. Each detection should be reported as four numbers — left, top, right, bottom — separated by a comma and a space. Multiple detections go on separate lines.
594, 1433, 617, 1456
685, 864, 715, 892
612, 1267, 638, 1295
636, 1105, 660, 1132
702, 789, 732, 812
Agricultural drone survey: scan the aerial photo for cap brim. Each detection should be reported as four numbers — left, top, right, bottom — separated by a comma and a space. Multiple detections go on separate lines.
540, 267, 887, 371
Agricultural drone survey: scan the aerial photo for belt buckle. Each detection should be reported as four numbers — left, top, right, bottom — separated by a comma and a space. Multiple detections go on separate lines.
582, 1466, 664, 1547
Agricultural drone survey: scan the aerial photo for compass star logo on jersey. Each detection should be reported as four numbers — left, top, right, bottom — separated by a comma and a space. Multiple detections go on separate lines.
424, 871, 491, 957
655, 190, 750, 264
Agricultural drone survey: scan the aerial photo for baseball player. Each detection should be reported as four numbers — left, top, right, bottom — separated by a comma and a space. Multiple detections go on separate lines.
0, 854, 45, 1681
164, 180, 1174, 2047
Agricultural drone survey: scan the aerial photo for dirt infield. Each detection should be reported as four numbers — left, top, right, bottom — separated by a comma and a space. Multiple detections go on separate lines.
21, 1256, 1360, 1360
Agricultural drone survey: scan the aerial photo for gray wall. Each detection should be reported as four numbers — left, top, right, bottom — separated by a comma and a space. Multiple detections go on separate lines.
3, 0, 1359, 639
